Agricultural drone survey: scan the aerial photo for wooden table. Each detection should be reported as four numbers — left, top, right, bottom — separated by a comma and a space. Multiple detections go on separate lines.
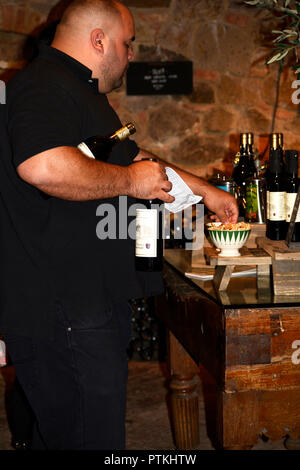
155, 249, 300, 450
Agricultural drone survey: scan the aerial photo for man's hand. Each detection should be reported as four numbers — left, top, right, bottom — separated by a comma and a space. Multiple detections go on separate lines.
127, 159, 175, 203
202, 185, 239, 224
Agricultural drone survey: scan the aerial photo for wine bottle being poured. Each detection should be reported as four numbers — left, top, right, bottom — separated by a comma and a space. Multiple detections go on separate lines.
78, 123, 136, 160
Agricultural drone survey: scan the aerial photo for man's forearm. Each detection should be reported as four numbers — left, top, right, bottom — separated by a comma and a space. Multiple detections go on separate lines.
18, 146, 131, 201
17, 146, 174, 203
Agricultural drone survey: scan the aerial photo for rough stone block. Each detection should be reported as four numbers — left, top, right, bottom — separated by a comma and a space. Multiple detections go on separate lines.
225, 11, 250, 27
172, 0, 223, 22
158, 21, 195, 59
189, 81, 215, 104
249, 47, 269, 78
0, 4, 16, 32
123, 0, 171, 7
0, 32, 28, 62
134, 11, 167, 44
136, 44, 187, 62
148, 101, 199, 142
218, 74, 244, 105
193, 22, 255, 76
262, 68, 297, 110
242, 77, 265, 108
204, 107, 235, 133
171, 135, 226, 165
194, 69, 219, 82
245, 107, 270, 133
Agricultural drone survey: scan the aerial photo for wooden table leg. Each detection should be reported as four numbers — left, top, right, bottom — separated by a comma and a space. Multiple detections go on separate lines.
168, 331, 200, 450
213, 265, 234, 291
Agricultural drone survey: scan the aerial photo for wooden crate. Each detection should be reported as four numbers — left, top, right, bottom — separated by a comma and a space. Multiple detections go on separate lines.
257, 237, 300, 296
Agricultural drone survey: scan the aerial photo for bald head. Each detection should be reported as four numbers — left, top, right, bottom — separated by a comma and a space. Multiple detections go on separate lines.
54, 0, 124, 42
58, 0, 122, 31
51, 0, 135, 93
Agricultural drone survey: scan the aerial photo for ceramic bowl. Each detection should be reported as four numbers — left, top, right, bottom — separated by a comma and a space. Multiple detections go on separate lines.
206, 222, 251, 257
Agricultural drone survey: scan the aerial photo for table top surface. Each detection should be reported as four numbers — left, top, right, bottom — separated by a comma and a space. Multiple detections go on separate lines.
164, 249, 300, 309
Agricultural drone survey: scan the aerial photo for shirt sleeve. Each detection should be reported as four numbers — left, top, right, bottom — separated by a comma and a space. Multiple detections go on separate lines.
123, 138, 140, 163
7, 82, 81, 168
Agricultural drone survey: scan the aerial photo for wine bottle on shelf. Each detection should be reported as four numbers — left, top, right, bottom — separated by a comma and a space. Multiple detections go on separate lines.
247, 132, 257, 176
135, 158, 164, 272
277, 132, 284, 150
270, 132, 284, 167
78, 123, 136, 160
266, 149, 286, 240
232, 132, 256, 218
285, 150, 300, 242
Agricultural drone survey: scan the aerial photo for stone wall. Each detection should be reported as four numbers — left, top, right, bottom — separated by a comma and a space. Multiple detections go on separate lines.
1, 0, 299, 178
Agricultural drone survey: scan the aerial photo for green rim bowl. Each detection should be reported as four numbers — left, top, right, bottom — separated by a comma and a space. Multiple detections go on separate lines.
207, 224, 251, 257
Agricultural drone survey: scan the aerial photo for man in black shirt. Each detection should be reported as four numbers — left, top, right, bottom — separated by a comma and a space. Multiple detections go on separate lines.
0, 0, 238, 449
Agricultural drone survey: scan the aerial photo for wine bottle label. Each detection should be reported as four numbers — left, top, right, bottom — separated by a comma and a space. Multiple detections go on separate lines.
135, 209, 158, 258
286, 193, 300, 222
77, 142, 95, 159
268, 191, 286, 221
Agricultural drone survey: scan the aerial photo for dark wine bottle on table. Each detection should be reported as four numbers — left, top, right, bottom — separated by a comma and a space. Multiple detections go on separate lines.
285, 150, 300, 243
266, 149, 286, 240
135, 159, 164, 272
78, 123, 136, 160
233, 132, 255, 218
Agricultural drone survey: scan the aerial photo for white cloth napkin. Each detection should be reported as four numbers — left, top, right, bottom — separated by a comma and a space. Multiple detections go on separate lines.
164, 167, 202, 213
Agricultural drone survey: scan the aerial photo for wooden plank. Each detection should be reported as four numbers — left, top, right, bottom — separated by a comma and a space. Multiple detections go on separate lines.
256, 237, 300, 295
257, 237, 300, 260
260, 389, 300, 441
272, 259, 300, 295
225, 362, 300, 392
225, 308, 300, 366
225, 308, 272, 335
205, 246, 271, 266
256, 264, 271, 290
226, 332, 271, 366
271, 312, 300, 362
219, 390, 260, 449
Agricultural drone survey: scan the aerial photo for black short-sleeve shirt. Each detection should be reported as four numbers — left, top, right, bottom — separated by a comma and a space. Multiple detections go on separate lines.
0, 45, 164, 337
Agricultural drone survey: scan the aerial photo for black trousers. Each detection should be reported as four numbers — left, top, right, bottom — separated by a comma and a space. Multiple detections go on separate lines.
4, 300, 132, 450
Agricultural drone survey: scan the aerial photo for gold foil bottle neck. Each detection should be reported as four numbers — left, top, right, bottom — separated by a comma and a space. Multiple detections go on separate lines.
271, 133, 279, 150
112, 122, 136, 141
271, 132, 283, 150
247, 132, 254, 146
240, 133, 248, 148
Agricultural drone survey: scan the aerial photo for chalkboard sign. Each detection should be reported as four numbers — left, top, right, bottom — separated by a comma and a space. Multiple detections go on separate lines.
126, 61, 193, 95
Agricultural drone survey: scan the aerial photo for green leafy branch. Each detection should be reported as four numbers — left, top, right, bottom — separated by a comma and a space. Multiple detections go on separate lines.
245, 0, 300, 73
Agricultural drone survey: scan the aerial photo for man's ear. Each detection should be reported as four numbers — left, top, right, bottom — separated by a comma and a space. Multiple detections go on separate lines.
91, 29, 105, 51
